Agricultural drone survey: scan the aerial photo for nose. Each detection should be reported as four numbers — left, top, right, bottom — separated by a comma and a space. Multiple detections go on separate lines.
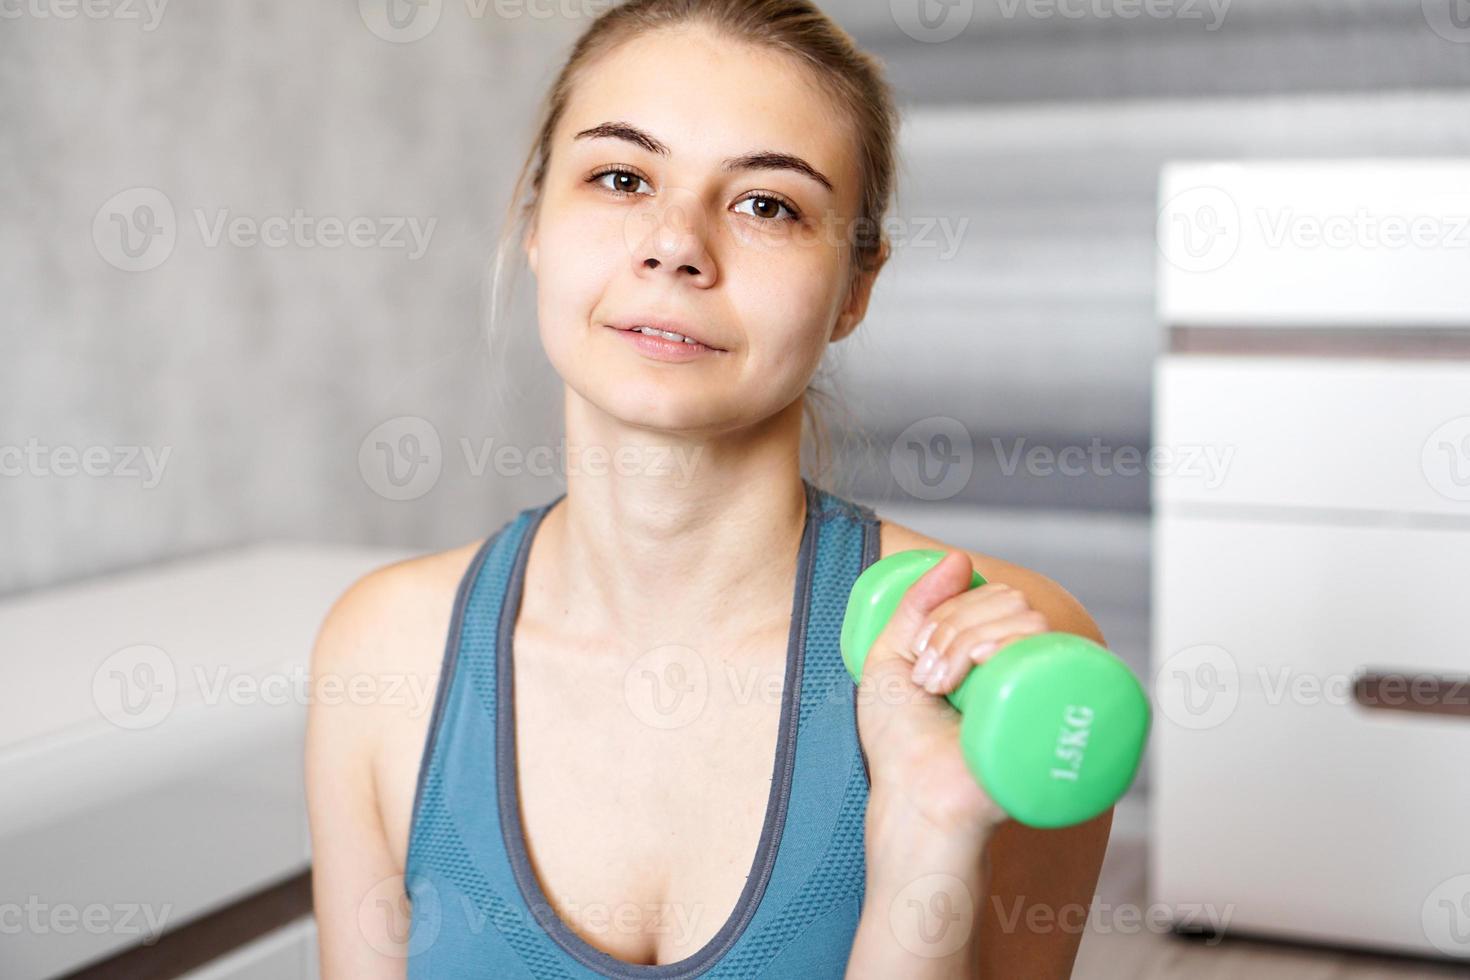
632, 194, 717, 288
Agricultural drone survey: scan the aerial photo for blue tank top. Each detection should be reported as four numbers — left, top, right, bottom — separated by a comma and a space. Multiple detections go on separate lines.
403, 477, 881, 978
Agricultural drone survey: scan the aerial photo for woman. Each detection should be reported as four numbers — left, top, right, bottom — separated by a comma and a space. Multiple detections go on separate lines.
306, 1, 1112, 975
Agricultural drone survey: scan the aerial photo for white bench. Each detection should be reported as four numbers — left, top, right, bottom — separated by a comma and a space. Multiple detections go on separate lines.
0, 541, 413, 979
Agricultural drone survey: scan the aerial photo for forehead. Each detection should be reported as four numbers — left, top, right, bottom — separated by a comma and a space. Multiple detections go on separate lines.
558, 26, 860, 209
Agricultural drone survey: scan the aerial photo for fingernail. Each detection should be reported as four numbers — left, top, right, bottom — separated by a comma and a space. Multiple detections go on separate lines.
911, 650, 938, 684
968, 640, 999, 661
913, 620, 938, 657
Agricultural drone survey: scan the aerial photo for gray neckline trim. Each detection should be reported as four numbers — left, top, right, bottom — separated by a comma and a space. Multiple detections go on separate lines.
496, 478, 822, 978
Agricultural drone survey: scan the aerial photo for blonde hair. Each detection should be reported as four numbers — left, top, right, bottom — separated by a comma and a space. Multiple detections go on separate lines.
485, 0, 900, 497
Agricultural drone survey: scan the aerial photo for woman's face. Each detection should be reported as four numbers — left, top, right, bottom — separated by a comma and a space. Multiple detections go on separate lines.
525, 26, 879, 437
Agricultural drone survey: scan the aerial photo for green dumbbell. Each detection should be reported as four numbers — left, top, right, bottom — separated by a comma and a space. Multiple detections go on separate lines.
840, 548, 1150, 829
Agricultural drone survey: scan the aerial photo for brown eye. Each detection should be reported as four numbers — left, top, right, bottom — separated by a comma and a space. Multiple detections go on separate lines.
592, 168, 651, 196
734, 194, 800, 223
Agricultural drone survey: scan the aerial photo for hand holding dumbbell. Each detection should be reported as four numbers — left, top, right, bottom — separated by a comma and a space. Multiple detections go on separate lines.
841, 548, 1150, 829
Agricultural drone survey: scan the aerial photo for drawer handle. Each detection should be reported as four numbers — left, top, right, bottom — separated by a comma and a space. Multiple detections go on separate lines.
1352, 671, 1470, 719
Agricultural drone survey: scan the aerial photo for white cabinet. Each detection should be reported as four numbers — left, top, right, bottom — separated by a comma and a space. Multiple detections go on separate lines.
1150, 160, 1470, 962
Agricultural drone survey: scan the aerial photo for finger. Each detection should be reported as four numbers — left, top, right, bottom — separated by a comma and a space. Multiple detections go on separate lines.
866, 550, 976, 677
913, 583, 1031, 663
912, 611, 1049, 694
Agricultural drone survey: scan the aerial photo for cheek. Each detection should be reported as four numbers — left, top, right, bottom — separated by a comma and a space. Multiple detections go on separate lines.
534, 209, 625, 336
735, 237, 843, 369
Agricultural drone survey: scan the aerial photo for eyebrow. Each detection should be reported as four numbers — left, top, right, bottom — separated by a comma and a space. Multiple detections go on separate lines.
572, 120, 835, 194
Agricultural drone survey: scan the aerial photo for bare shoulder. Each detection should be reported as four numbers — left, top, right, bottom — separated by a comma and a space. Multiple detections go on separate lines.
313, 539, 485, 669
307, 537, 488, 767
877, 517, 1107, 648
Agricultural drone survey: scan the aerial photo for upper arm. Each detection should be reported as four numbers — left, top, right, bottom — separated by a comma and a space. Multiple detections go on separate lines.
964, 548, 1113, 977
304, 569, 412, 980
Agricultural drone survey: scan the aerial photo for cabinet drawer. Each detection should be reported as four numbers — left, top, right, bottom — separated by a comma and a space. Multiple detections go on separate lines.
1151, 513, 1470, 958
1154, 355, 1470, 517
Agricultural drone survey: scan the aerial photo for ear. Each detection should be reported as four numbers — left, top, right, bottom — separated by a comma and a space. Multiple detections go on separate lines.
831, 239, 889, 343
523, 223, 539, 276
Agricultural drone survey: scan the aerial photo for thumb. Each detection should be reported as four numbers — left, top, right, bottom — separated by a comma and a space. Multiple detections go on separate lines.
866, 550, 977, 674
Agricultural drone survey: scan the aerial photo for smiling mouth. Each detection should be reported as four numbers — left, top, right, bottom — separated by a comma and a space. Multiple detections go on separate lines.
606, 323, 728, 353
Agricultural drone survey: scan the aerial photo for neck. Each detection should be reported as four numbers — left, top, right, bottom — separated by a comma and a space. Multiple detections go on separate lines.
524, 389, 813, 655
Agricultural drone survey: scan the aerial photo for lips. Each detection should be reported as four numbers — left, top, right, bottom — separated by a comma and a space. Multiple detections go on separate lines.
605, 317, 727, 352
